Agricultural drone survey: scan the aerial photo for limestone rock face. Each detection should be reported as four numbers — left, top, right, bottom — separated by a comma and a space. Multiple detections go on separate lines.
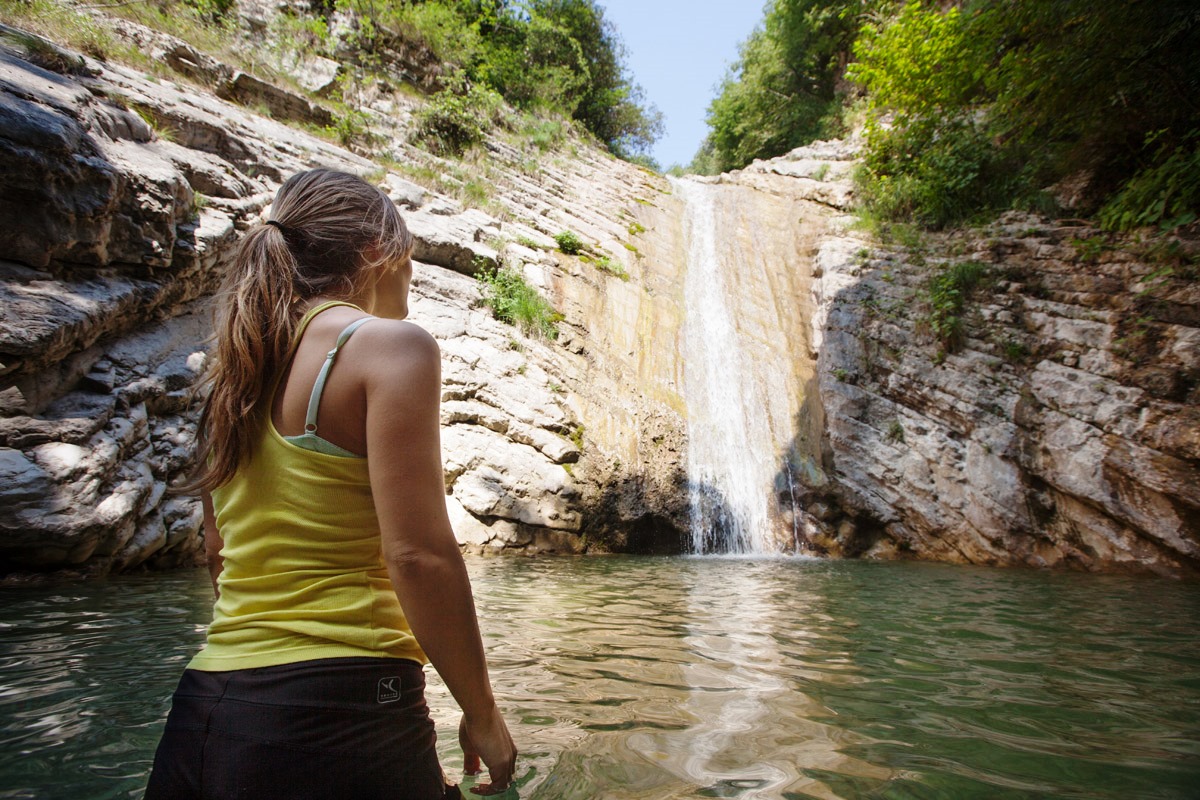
0, 26, 688, 581
799, 206, 1200, 575
670, 140, 1199, 575
5, 11, 1193, 581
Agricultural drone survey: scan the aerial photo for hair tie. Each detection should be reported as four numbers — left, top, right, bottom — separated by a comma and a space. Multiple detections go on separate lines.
265, 219, 287, 233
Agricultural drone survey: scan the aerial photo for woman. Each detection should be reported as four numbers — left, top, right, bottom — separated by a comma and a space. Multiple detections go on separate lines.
146, 169, 516, 799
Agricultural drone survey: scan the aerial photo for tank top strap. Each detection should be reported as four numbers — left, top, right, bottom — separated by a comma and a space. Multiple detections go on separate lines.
288, 301, 365, 357
272, 301, 364, 396
301, 316, 375, 435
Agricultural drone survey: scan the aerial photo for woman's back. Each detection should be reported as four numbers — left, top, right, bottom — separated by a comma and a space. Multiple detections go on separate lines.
193, 302, 427, 671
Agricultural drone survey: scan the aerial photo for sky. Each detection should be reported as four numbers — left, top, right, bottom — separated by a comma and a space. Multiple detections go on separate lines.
597, 1, 767, 169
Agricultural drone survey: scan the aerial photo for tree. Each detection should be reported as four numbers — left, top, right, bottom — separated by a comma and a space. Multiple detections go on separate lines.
704, 0, 884, 173
528, 0, 663, 157
851, 0, 1200, 228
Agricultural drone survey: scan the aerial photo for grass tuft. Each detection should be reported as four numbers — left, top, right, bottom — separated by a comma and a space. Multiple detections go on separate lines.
477, 265, 561, 340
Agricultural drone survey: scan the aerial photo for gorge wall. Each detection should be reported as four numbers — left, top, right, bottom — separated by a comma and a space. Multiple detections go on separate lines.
1, 14, 1197, 582
803, 207, 1200, 576
704, 142, 1199, 576
0, 21, 691, 583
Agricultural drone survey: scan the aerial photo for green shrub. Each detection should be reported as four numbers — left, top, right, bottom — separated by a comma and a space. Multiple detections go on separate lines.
477, 266, 561, 339
1099, 132, 1200, 232
520, 116, 568, 151
461, 178, 492, 207
923, 261, 986, 353
595, 256, 629, 281
554, 230, 584, 255
1002, 339, 1029, 362
325, 108, 372, 147
857, 116, 1026, 229
185, 0, 235, 21
413, 80, 503, 156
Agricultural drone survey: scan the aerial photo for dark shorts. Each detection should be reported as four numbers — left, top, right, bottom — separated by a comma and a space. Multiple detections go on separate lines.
145, 657, 461, 800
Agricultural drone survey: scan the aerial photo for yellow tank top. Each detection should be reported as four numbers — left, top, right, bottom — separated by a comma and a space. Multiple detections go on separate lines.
188, 302, 428, 671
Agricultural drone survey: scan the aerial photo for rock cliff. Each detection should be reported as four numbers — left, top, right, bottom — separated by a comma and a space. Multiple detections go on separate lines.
0, 21, 686, 583
2, 11, 1196, 581
699, 147, 1197, 576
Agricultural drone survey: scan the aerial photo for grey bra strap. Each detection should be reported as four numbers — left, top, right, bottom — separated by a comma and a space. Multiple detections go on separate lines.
302, 317, 374, 435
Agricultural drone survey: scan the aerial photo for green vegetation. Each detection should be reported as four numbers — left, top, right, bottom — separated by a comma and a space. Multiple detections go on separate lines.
554, 230, 584, 255
519, 115, 569, 152
325, 108, 373, 148
1069, 237, 1108, 264
922, 261, 986, 355
1098, 134, 1200, 232
412, 78, 504, 156
0, 0, 126, 67
595, 256, 629, 281
0, 19, 96, 73
189, 191, 209, 220
695, 0, 875, 175
1002, 339, 1029, 363
695, 0, 1199, 235
477, 265, 561, 339
856, 0, 1200, 231
335, 0, 662, 161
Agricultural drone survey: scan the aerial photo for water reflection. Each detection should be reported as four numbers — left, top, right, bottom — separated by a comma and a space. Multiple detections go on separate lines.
0, 573, 212, 799
2, 558, 1198, 800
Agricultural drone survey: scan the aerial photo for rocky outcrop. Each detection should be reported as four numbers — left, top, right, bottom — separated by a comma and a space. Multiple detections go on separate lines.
800, 212, 1200, 575
4, 7, 1194, 582
667, 138, 1199, 575
0, 23, 687, 582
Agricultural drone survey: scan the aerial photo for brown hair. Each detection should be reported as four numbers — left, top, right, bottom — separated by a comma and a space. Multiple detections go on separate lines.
189, 168, 413, 491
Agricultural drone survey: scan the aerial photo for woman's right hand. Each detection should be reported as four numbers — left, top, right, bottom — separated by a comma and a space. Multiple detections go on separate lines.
459, 707, 516, 795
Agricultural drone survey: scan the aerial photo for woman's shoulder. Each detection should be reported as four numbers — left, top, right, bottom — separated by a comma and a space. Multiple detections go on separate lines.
355, 319, 441, 393
359, 318, 438, 357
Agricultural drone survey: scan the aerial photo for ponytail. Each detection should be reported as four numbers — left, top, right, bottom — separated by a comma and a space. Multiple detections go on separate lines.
190, 225, 298, 491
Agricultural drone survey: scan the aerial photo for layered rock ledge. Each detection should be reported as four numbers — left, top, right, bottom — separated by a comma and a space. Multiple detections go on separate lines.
0, 28, 687, 583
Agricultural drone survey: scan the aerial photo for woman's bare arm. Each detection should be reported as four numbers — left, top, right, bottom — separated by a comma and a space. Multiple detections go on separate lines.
363, 321, 516, 792
201, 490, 223, 598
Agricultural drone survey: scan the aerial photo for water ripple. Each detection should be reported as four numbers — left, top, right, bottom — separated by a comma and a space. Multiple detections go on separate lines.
2, 559, 1199, 799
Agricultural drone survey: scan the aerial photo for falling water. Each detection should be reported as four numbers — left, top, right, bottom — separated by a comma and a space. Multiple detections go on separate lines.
676, 178, 778, 554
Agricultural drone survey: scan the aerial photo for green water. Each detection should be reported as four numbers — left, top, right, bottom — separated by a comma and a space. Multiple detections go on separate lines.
1, 557, 1198, 799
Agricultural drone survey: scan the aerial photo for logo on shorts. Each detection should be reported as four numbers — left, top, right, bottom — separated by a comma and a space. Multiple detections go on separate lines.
377, 677, 401, 704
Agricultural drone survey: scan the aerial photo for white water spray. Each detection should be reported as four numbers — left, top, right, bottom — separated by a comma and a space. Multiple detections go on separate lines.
677, 178, 781, 554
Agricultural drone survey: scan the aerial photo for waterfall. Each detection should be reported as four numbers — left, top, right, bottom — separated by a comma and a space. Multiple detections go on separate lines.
676, 178, 781, 555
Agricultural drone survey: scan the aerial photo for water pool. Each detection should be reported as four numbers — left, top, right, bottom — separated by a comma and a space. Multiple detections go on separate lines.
2, 556, 1197, 798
